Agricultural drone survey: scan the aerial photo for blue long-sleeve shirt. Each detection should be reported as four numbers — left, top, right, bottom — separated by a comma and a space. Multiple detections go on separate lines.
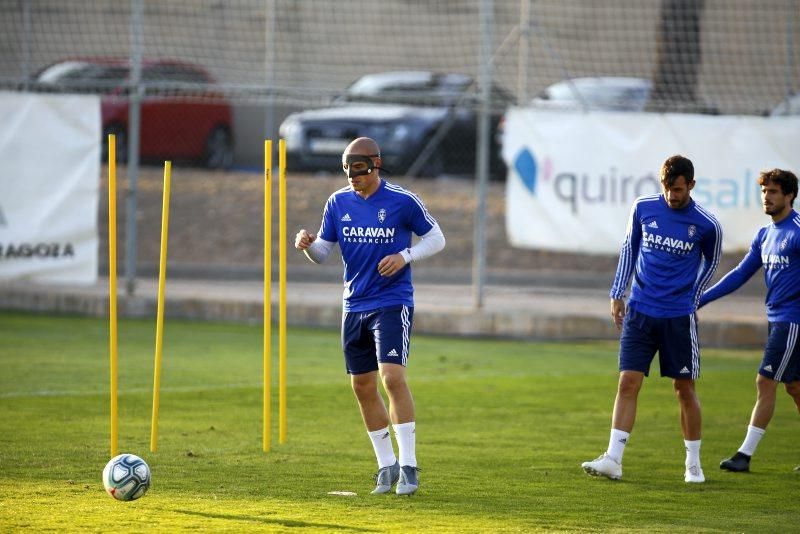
611, 194, 723, 318
699, 210, 800, 323
318, 179, 437, 312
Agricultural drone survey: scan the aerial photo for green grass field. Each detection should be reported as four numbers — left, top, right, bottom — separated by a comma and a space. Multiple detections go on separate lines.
1, 311, 799, 532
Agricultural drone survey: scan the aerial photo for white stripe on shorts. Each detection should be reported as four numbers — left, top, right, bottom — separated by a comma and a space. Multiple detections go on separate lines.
689, 314, 700, 379
775, 323, 798, 381
401, 305, 411, 365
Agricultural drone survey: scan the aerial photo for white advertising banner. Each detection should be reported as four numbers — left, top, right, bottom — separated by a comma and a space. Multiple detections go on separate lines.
0, 92, 100, 284
503, 109, 800, 254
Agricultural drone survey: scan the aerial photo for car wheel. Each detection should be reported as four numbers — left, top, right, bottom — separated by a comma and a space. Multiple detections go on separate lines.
205, 126, 233, 169
102, 124, 128, 163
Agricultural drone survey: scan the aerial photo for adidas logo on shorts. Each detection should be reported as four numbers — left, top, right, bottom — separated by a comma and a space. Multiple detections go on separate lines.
387, 348, 399, 357
679, 366, 690, 374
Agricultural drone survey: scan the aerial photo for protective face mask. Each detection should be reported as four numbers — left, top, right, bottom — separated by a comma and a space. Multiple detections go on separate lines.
342, 154, 380, 178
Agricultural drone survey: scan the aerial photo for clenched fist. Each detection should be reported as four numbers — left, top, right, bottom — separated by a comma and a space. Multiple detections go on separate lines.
295, 229, 317, 250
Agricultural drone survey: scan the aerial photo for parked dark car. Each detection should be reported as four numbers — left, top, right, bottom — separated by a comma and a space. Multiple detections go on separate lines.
279, 71, 513, 178
35, 57, 234, 168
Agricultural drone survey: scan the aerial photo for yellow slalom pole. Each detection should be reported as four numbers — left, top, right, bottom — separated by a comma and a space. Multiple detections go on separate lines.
278, 139, 288, 444
108, 134, 119, 458
150, 161, 172, 453
263, 140, 273, 453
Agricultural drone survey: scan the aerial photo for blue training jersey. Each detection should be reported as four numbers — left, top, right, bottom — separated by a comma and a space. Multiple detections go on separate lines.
610, 194, 723, 318
318, 179, 437, 312
700, 210, 800, 323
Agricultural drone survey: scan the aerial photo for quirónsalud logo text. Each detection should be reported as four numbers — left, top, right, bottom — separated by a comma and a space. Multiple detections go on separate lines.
514, 148, 763, 214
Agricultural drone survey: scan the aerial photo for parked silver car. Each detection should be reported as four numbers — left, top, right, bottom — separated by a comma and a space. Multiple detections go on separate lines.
530, 77, 652, 112
530, 76, 719, 114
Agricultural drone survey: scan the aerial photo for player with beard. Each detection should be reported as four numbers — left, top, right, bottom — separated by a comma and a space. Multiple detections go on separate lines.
698, 169, 800, 473
581, 155, 722, 483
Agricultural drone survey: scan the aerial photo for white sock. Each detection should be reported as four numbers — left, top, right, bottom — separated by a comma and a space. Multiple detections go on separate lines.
738, 425, 766, 456
684, 439, 701, 467
367, 427, 396, 469
606, 429, 629, 463
393, 421, 416, 467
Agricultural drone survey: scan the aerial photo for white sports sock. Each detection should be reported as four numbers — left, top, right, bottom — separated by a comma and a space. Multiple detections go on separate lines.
606, 429, 629, 463
393, 421, 416, 467
738, 425, 766, 456
367, 427, 397, 469
684, 439, 701, 467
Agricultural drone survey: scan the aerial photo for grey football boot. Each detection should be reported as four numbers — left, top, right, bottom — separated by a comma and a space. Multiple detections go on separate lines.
720, 452, 751, 472
396, 465, 420, 495
371, 461, 400, 494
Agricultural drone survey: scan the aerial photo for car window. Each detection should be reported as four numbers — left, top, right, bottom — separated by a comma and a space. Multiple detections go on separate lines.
339, 72, 511, 109
532, 78, 652, 111
143, 65, 209, 84
346, 72, 432, 94
37, 62, 128, 90
344, 74, 439, 105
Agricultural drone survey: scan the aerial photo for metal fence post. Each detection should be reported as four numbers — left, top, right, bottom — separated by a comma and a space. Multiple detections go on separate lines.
265, 0, 277, 143
786, 0, 797, 99
125, 0, 144, 296
472, 0, 493, 309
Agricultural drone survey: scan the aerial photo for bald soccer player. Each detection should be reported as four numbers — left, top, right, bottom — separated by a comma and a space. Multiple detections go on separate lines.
295, 137, 445, 496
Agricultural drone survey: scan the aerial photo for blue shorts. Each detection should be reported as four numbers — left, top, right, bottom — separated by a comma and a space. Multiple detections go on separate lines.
619, 308, 700, 379
760, 322, 800, 383
341, 305, 414, 375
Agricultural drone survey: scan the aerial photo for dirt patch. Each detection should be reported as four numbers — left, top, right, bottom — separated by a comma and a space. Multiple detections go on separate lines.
97, 166, 739, 284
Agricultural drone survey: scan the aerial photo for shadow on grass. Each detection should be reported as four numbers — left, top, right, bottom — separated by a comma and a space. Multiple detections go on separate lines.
167, 508, 378, 531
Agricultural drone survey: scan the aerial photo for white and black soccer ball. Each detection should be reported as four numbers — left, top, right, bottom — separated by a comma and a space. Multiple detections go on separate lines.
102, 453, 151, 501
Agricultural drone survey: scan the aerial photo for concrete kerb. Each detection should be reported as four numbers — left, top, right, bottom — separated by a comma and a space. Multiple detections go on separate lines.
0, 278, 767, 348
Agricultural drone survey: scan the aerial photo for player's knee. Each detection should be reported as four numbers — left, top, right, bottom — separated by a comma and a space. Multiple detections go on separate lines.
617, 374, 642, 397
379, 370, 407, 394
672, 380, 696, 402
756, 374, 780, 397
350, 375, 377, 399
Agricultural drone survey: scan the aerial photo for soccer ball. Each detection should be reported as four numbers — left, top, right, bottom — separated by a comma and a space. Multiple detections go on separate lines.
102, 453, 151, 501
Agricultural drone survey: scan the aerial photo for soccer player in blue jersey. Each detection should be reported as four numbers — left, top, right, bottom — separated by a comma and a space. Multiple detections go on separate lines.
295, 137, 445, 495
581, 155, 722, 483
698, 168, 800, 473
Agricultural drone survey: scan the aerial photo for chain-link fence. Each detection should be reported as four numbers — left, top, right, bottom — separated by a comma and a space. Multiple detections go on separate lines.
2, 0, 798, 167
1, 0, 798, 290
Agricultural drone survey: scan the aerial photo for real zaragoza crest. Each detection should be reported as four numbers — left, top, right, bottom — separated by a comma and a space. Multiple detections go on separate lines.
377, 208, 387, 223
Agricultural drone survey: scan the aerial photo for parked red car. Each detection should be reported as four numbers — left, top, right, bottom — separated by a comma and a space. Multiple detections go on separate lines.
35, 58, 234, 168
